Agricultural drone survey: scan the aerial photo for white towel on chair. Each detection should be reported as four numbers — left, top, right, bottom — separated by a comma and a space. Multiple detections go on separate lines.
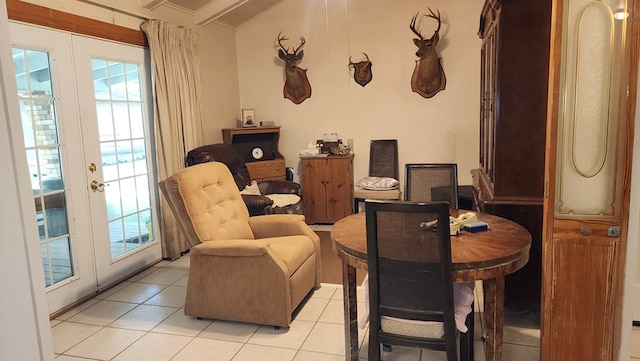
358, 275, 474, 333
265, 194, 301, 208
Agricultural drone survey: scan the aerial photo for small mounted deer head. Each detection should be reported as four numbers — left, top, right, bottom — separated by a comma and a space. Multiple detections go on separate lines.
348, 53, 373, 87
409, 7, 446, 98
277, 32, 312, 104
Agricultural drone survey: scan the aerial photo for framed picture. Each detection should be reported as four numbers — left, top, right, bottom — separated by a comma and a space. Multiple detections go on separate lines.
241, 108, 256, 127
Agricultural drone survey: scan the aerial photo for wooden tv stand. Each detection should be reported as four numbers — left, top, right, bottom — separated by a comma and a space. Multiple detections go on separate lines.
222, 127, 285, 182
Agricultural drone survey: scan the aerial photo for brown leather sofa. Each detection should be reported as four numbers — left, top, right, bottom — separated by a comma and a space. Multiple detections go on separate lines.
159, 162, 321, 327
186, 143, 303, 216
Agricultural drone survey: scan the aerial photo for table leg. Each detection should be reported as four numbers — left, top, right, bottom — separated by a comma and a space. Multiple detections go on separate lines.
483, 277, 505, 361
341, 260, 359, 361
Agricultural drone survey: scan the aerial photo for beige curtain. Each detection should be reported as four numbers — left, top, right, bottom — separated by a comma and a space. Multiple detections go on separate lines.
141, 19, 203, 259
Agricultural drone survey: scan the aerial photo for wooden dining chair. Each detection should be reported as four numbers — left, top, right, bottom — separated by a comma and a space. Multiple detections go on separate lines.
404, 163, 459, 208
364, 200, 473, 361
353, 139, 401, 212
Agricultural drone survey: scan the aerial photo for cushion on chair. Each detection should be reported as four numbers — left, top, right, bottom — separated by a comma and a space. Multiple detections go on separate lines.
381, 317, 444, 338
354, 187, 401, 200
359, 276, 474, 334
354, 177, 401, 206
356, 176, 400, 190
265, 235, 316, 277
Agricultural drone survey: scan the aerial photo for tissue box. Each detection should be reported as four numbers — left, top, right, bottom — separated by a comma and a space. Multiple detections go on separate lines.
300, 148, 320, 156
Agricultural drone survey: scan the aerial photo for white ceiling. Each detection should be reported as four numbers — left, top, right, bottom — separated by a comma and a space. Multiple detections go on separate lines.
142, 0, 285, 28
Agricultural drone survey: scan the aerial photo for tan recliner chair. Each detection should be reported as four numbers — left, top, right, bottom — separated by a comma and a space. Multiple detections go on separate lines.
159, 162, 321, 327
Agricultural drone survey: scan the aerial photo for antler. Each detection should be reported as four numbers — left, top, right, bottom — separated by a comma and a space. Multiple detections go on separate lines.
410, 8, 441, 39
278, 32, 306, 55
293, 36, 306, 55
426, 7, 441, 33
277, 31, 290, 53
348, 53, 370, 68
409, 12, 424, 40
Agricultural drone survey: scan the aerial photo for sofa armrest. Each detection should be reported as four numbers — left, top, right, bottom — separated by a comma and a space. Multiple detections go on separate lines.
241, 194, 273, 216
248, 214, 319, 242
258, 180, 300, 195
191, 239, 272, 257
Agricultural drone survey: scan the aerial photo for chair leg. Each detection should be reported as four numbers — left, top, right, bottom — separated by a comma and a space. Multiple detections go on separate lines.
368, 334, 381, 361
460, 302, 475, 361
354, 198, 360, 213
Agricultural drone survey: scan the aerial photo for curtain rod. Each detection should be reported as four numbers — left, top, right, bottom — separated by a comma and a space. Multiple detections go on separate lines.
77, 0, 149, 21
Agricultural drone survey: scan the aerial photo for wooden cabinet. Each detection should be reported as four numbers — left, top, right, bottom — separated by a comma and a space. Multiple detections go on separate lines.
222, 127, 285, 182
300, 155, 354, 224
475, 0, 551, 313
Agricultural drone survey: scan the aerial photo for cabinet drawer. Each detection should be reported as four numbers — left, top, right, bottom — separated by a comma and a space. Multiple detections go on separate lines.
246, 159, 285, 182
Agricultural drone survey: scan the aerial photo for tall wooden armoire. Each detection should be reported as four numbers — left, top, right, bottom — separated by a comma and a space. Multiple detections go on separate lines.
475, 0, 552, 313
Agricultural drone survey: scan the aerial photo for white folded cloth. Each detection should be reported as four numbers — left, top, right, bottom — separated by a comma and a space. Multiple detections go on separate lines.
265, 194, 301, 208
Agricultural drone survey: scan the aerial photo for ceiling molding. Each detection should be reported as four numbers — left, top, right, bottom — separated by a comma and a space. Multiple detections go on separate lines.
139, 0, 286, 28
141, 0, 168, 10
194, 0, 248, 25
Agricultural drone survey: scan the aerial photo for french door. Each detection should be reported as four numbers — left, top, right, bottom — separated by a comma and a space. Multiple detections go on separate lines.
10, 22, 161, 315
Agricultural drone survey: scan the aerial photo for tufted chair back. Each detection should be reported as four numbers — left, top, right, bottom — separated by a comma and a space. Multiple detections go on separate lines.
159, 162, 255, 247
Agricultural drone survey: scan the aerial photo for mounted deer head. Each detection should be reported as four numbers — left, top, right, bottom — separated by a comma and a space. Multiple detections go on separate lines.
277, 32, 312, 104
409, 7, 446, 98
348, 53, 373, 87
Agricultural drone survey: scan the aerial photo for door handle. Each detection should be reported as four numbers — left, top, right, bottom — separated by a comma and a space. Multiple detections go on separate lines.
90, 180, 107, 191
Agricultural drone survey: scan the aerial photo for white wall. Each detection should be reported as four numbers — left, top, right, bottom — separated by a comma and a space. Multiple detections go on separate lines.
235, 0, 483, 185
199, 23, 241, 142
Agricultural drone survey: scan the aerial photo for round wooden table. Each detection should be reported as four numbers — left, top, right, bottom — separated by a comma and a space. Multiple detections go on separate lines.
331, 210, 531, 361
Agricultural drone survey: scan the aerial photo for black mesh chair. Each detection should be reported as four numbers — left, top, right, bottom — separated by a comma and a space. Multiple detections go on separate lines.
353, 139, 402, 211
365, 200, 473, 361
404, 163, 459, 208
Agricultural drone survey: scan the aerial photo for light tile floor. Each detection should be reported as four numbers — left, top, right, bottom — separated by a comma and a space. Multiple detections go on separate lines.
51, 258, 542, 360
48, 224, 640, 360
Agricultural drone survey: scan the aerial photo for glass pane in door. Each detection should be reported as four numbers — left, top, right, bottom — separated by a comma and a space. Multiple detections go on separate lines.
13, 48, 73, 287
91, 59, 153, 259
